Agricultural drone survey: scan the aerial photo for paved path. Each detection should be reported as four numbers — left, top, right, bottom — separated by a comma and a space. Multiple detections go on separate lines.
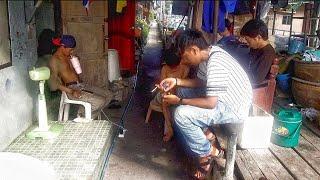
104, 22, 188, 180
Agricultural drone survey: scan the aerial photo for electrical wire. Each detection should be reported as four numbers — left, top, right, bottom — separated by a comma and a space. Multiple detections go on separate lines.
99, 44, 142, 180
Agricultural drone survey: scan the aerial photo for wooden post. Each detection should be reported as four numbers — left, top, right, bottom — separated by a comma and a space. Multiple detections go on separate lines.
272, 7, 276, 35
288, 9, 294, 48
213, 0, 220, 45
224, 133, 238, 180
53, 0, 62, 36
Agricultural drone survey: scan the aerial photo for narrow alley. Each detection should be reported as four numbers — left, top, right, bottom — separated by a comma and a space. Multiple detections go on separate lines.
104, 22, 189, 179
2, 1, 320, 180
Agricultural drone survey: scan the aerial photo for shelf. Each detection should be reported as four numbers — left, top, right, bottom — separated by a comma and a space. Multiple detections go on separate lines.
291, 34, 317, 37
292, 17, 320, 19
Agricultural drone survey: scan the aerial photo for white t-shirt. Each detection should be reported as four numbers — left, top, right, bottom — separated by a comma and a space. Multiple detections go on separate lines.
197, 46, 253, 120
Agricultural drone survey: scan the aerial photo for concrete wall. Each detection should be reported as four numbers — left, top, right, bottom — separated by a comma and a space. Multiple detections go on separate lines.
35, 1, 55, 37
0, 1, 37, 150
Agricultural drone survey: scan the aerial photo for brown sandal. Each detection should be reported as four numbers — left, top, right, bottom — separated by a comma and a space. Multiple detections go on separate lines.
191, 156, 214, 180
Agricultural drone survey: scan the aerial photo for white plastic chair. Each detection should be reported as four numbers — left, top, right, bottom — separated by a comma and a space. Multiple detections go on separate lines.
58, 91, 91, 121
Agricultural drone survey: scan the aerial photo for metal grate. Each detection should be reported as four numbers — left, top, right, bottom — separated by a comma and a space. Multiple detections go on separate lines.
5, 120, 112, 179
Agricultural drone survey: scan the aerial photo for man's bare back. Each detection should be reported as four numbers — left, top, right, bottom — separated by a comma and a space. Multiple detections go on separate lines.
47, 34, 113, 117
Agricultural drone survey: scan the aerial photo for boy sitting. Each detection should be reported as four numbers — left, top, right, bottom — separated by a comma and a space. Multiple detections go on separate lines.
147, 48, 189, 142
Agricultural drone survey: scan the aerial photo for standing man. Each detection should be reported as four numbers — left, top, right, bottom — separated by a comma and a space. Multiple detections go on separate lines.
160, 29, 252, 179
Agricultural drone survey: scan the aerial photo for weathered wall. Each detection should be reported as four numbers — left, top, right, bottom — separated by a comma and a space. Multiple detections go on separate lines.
0, 1, 38, 150
35, 1, 55, 37
61, 1, 108, 88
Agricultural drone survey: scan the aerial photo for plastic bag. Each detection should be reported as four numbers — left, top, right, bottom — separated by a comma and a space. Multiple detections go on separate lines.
301, 108, 320, 122
303, 50, 320, 62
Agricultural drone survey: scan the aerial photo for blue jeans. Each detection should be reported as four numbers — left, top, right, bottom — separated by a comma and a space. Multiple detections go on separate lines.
173, 87, 241, 157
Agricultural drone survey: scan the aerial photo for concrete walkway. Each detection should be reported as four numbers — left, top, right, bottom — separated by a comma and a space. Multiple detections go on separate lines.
104, 22, 188, 179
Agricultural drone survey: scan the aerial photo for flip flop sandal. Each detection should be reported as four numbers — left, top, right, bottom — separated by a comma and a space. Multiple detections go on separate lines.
207, 147, 226, 171
208, 135, 216, 144
190, 156, 214, 180
212, 149, 225, 160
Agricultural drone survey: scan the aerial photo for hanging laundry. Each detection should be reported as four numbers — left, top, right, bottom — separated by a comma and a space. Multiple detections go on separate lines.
83, 0, 94, 14
202, 0, 237, 33
271, 0, 289, 8
257, 1, 271, 19
172, 1, 189, 16
233, 0, 251, 15
116, 0, 127, 13
109, 0, 126, 17
222, 0, 237, 13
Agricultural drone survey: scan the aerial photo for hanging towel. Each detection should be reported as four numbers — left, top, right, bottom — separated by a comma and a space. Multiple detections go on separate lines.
202, 0, 237, 33
116, 0, 127, 13
222, 0, 237, 13
83, 0, 94, 14
233, 0, 251, 15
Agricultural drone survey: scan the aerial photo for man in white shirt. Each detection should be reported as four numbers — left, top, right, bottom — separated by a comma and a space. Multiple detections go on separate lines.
160, 29, 252, 179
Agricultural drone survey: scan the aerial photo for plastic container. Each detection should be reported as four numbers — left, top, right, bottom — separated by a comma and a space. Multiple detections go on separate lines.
288, 39, 305, 54
238, 105, 274, 149
107, 49, 121, 82
29, 67, 50, 81
276, 73, 291, 93
70, 56, 82, 74
271, 109, 302, 147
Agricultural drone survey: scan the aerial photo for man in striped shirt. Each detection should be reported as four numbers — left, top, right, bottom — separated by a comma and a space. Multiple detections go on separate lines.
160, 29, 252, 179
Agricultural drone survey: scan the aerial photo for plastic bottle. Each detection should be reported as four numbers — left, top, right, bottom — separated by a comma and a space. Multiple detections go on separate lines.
70, 56, 82, 74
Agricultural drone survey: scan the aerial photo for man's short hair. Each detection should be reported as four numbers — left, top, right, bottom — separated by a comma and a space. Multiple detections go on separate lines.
240, 19, 268, 40
163, 48, 180, 67
176, 29, 209, 54
225, 19, 232, 30
38, 29, 57, 56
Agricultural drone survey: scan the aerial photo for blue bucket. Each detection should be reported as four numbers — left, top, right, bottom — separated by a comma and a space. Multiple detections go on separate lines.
288, 39, 305, 54
277, 73, 291, 93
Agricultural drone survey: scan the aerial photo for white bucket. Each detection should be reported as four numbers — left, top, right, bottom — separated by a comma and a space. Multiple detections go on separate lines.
107, 49, 121, 82
238, 105, 274, 149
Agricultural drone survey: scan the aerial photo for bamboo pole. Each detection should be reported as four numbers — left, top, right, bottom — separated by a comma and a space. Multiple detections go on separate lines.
213, 0, 220, 44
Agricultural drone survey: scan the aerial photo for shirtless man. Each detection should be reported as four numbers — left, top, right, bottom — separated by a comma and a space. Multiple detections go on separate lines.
48, 35, 110, 118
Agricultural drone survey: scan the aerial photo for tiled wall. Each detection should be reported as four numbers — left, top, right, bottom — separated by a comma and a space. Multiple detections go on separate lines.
0, 1, 38, 150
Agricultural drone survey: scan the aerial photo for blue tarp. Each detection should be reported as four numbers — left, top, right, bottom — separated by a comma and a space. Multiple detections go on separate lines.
202, 0, 237, 33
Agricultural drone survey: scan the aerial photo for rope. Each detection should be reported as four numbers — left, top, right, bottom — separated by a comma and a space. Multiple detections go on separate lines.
292, 77, 320, 87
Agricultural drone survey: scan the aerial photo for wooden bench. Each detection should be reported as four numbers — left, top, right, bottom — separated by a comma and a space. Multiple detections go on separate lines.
210, 123, 242, 180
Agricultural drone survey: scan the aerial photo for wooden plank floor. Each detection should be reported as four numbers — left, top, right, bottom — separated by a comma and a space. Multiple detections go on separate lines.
235, 120, 320, 180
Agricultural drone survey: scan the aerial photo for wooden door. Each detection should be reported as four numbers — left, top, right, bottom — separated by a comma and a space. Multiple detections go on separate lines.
61, 0, 108, 87
108, 0, 136, 73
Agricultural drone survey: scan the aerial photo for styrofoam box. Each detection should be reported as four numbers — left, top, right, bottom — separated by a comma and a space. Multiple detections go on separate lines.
238, 105, 274, 149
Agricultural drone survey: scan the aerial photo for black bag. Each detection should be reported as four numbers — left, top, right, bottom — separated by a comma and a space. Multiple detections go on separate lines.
233, 0, 251, 15
271, 0, 289, 8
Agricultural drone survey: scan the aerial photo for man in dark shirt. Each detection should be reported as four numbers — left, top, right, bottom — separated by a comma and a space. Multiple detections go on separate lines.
240, 19, 276, 86
217, 19, 237, 47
